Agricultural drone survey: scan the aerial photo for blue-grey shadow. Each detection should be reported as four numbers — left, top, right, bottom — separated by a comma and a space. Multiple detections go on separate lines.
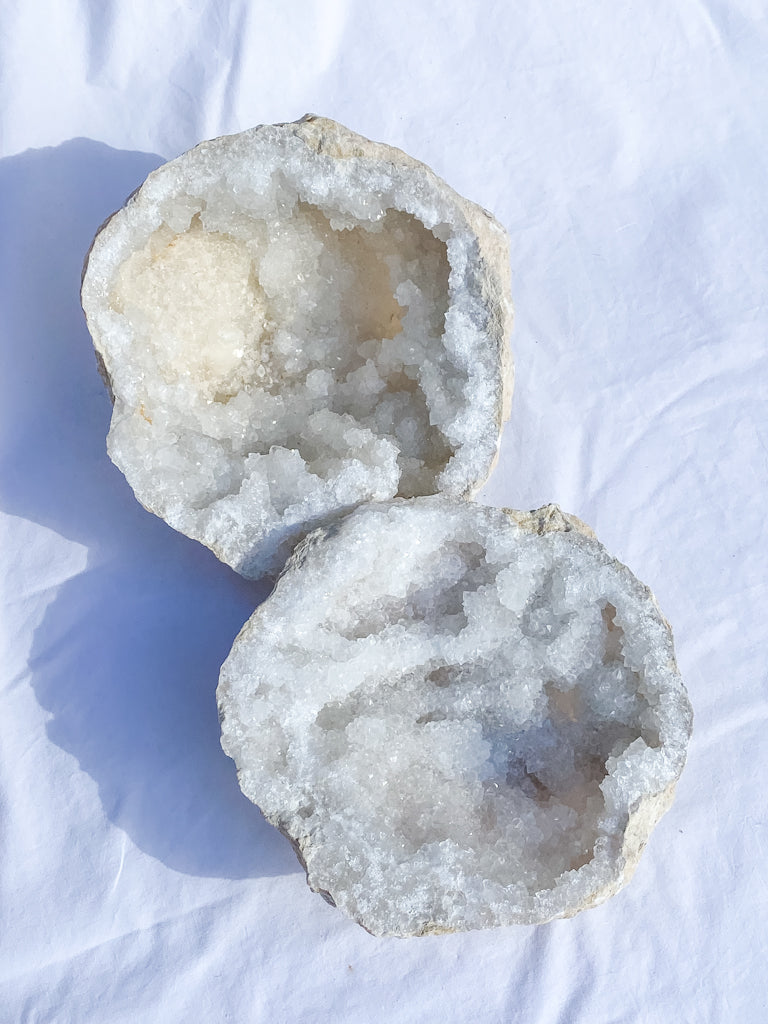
0, 139, 296, 879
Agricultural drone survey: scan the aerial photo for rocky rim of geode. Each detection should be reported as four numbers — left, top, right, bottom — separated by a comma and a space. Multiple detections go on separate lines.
81, 115, 514, 579
218, 497, 692, 936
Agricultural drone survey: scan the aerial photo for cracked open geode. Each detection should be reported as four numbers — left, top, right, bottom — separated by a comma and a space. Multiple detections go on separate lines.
218, 497, 692, 936
81, 116, 513, 578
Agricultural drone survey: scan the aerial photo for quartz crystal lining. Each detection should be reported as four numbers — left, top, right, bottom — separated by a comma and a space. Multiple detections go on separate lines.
218, 498, 692, 936
81, 117, 513, 577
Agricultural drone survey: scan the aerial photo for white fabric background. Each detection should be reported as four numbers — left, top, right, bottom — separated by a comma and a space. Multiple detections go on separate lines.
1, 1, 766, 1021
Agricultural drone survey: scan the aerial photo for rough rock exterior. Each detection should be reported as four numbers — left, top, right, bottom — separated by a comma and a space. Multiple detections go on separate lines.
217, 497, 692, 936
81, 116, 513, 578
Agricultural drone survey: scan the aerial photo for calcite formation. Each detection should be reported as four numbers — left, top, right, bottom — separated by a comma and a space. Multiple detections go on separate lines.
217, 497, 692, 936
81, 116, 513, 578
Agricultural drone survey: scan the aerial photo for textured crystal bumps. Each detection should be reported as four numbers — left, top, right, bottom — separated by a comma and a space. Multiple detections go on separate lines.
81, 117, 690, 936
217, 497, 692, 936
81, 116, 513, 578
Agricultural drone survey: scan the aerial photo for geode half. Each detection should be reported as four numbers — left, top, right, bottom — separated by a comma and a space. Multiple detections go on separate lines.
217, 497, 692, 936
81, 116, 513, 578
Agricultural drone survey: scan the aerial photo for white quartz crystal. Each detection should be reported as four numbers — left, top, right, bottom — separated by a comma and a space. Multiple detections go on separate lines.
218, 497, 692, 936
81, 116, 513, 577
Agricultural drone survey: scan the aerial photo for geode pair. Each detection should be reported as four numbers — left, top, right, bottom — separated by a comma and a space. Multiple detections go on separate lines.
82, 116, 692, 936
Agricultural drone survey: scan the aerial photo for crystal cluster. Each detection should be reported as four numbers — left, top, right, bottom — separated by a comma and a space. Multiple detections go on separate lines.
81, 116, 513, 577
218, 498, 692, 935
82, 116, 691, 936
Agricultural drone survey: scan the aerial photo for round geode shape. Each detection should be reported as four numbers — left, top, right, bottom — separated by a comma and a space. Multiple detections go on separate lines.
81, 116, 513, 578
218, 497, 692, 936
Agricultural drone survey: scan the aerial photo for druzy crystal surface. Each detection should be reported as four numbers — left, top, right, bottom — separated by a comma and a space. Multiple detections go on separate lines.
81, 117, 513, 577
218, 497, 692, 936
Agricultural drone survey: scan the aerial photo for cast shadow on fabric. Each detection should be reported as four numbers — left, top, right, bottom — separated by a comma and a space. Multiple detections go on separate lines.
0, 139, 296, 880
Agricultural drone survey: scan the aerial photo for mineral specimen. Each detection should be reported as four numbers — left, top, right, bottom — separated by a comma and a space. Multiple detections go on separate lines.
81, 116, 513, 578
217, 497, 692, 936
